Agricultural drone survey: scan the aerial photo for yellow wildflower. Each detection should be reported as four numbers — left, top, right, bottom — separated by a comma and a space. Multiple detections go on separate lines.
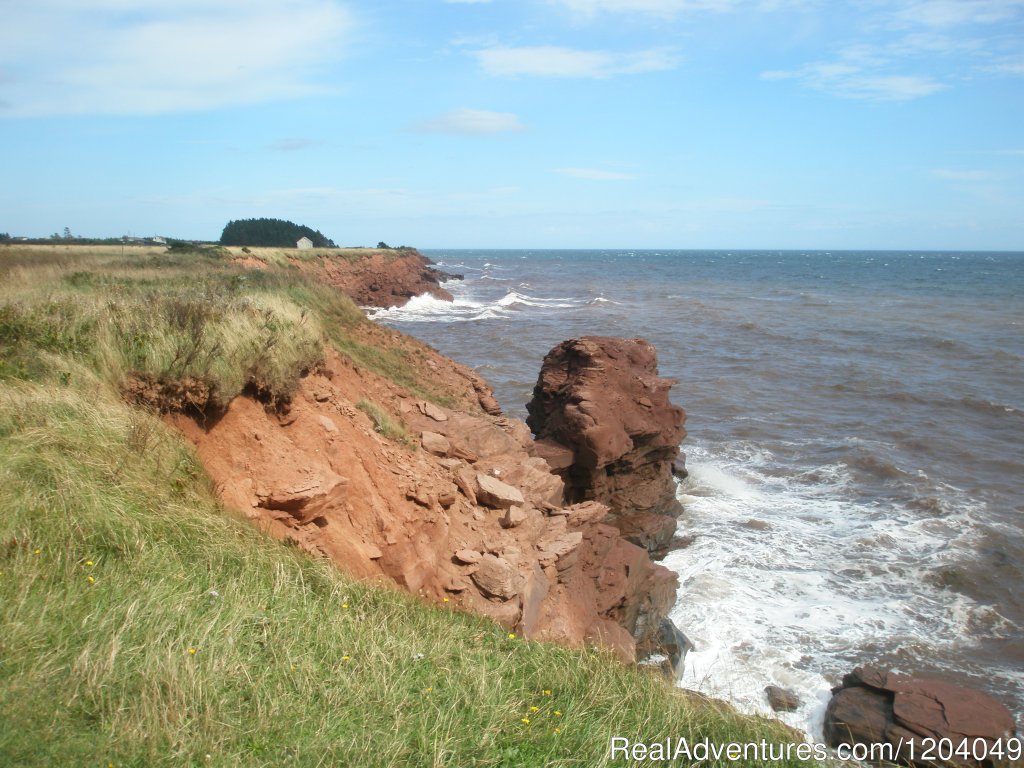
442, 597, 449, 603
341, 603, 349, 609
554, 710, 562, 717
86, 575, 95, 584
85, 560, 94, 567
507, 633, 516, 639
554, 728, 561, 735
543, 689, 552, 696
341, 655, 351, 662
521, 717, 530, 725
530, 706, 539, 713
33, 549, 41, 555
188, 648, 197, 655
423, 687, 433, 693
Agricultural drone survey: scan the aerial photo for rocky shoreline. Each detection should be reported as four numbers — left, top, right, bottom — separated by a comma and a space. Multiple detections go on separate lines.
185, 250, 1018, 763
172, 334, 690, 672
299, 247, 457, 308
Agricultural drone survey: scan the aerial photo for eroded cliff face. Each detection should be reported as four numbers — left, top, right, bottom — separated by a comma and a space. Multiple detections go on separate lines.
172, 343, 676, 663
302, 249, 455, 308
526, 337, 687, 559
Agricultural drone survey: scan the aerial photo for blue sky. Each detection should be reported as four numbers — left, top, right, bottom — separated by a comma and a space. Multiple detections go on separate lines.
1, 0, 1022, 249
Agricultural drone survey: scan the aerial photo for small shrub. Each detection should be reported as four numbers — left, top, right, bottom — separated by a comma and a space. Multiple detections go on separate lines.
356, 399, 408, 444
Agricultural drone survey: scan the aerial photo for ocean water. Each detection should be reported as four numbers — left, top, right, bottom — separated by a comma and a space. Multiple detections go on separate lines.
369, 250, 1024, 738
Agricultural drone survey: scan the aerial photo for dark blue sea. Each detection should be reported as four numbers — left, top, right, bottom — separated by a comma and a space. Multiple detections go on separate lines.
370, 250, 1024, 737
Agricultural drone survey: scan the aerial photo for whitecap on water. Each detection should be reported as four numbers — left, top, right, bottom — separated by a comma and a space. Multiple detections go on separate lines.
366, 293, 498, 323
666, 443, 988, 740
495, 291, 580, 309
370, 288, 584, 324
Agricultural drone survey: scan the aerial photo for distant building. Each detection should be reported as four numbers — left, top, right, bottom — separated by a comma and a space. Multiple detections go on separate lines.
152, 236, 167, 244
296, 236, 313, 250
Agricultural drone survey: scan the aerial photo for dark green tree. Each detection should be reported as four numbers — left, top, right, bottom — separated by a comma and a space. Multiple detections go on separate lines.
219, 218, 336, 248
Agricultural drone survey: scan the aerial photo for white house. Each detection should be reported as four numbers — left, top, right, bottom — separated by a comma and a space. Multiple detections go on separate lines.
296, 236, 313, 250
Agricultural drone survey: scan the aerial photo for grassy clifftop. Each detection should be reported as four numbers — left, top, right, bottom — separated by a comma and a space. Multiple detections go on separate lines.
0, 245, 814, 767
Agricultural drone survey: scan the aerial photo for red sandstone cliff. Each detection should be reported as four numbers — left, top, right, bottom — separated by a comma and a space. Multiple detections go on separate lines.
164, 260, 685, 666
170, 341, 674, 663
231, 247, 455, 308
311, 249, 454, 308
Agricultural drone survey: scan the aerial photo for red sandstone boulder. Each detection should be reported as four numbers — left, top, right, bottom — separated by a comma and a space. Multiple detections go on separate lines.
765, 685, 801, 713
825, 666, 1017, 768
475, 473, 525, 510
471, 554, 519, 600
526, 337, 686, 556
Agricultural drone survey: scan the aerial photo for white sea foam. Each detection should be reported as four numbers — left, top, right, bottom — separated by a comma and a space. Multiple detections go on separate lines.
666, 443, 991, 739
369, 286, 587, 323
496, 291, 579, 309
365, 293, 496, 323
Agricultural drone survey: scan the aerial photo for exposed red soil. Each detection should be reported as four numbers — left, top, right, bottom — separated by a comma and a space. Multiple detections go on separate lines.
286, 249, 454, 308
170, 344, 676, 660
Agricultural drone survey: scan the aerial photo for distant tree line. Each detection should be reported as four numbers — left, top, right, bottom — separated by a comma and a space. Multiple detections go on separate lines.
1, 234, 149, 246
219, 218, 336, 248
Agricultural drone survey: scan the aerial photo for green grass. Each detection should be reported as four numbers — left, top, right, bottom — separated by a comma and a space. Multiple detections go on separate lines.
356, 398, 411, 445
0, 245, 817, 767
0, 245, 448, 408
0, 382, 813, 768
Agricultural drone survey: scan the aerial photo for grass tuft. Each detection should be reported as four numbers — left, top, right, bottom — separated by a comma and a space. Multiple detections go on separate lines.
357, 398, 411, 445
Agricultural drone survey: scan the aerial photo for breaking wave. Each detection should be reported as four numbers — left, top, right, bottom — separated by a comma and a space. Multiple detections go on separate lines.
369, 288, 597, 323
665, 443, 1013, 739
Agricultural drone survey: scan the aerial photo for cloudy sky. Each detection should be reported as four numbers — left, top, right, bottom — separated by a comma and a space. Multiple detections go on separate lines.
2, 0, 1022, 248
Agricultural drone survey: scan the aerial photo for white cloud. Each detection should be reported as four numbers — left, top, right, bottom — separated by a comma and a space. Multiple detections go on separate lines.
550, 0, 738, 17
889, 0, 1024, 29
984, 58, 1024, 75
412, 108, 525, 135
761, 1, 1023, 103
0, 0, 353, 117
475, 45, 679, 78
761, 62, 945, 101
555, 167, 638, 180
837, 73, 946, 100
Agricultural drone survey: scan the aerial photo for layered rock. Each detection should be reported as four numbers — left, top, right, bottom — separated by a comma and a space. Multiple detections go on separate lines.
526, 336, 687, 558
173, 342, 681, 665
275, 247, 456, 308
825, 666, 1017, 768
